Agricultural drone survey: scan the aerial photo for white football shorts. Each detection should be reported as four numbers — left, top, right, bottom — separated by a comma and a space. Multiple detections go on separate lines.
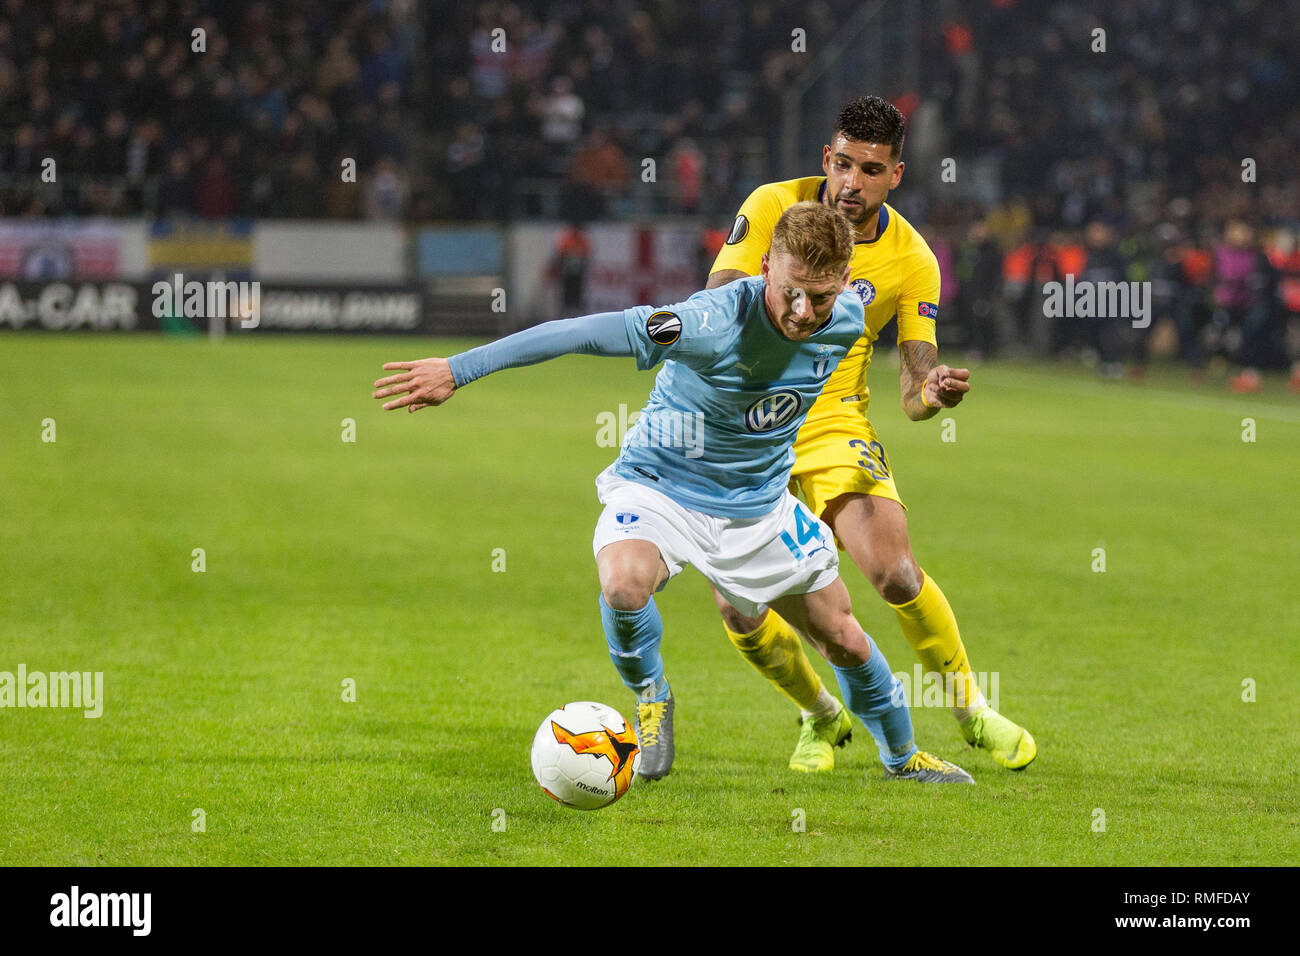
591, 465, 840, 618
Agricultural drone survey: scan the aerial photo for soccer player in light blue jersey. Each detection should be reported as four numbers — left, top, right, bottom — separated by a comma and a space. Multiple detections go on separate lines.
373, 202, 972, 784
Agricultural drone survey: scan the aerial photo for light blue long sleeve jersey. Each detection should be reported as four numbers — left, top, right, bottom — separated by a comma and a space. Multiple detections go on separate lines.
448, 276, 865, 519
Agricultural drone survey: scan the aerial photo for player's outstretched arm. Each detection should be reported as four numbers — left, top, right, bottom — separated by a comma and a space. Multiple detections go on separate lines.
373, 357, 456, 412
899, 339, 971, 421
372, 311, 634, 413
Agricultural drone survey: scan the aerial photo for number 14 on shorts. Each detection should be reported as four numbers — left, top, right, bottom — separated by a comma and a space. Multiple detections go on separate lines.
779, 504, 829, 561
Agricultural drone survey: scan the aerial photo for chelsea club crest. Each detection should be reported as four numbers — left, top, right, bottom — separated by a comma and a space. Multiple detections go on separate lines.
850, 278, 876, 307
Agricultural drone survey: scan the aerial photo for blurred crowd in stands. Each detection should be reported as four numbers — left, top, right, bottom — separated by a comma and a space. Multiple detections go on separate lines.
908, 0, 1300, 386
1, 0, 414, 219
438, 0, 1299, 384
924, 215, 1300, 390
3, 0, 1297, 381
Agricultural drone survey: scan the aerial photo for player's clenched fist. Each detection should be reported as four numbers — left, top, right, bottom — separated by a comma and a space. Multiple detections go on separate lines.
372, 358, 456, 412
922, 364, 971, 408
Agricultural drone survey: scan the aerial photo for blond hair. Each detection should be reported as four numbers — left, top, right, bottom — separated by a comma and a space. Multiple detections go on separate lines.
770, 201, 854, 276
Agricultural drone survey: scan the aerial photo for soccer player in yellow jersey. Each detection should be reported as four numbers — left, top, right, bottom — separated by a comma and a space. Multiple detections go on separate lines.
700, 96, 1036, 775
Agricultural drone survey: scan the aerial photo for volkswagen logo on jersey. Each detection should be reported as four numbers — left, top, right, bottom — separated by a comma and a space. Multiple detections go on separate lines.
725, 214, 749, 245
850, 278, 876, 306
615, 512, 640, 524
744, 388, 803, 432
645, 310, 682, 345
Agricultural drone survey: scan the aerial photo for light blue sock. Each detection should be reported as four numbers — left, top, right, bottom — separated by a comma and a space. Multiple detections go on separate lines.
599, 594, 671, 702
831, 634, 917, 771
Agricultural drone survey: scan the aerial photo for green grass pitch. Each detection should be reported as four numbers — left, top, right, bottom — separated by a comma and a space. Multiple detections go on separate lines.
1, 332, 1297, 866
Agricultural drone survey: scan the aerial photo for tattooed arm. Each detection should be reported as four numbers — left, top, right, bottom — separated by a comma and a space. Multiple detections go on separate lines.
899, 339, 971, 421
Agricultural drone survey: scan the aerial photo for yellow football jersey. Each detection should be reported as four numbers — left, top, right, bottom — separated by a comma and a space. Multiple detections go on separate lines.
711, 176, 940, 411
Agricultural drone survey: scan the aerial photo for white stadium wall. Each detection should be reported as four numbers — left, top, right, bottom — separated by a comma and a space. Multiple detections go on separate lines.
254, 222, 407, 282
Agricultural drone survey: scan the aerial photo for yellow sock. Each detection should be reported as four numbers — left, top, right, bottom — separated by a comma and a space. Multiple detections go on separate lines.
888, 572, 985, 719
724, 611, 825, 712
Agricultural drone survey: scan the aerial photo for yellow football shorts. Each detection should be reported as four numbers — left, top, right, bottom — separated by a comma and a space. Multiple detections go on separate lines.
789, 396, 904, 547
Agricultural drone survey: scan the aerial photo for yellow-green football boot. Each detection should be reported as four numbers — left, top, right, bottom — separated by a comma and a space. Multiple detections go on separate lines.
959, 707, 1037, 770
788, 703, 853, 772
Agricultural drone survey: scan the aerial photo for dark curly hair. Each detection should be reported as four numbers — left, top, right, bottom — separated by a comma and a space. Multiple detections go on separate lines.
833, 96, 906, 158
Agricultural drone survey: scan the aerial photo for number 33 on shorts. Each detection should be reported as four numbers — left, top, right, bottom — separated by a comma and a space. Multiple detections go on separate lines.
849, 438, 891, 480
779, 504, 830, 561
